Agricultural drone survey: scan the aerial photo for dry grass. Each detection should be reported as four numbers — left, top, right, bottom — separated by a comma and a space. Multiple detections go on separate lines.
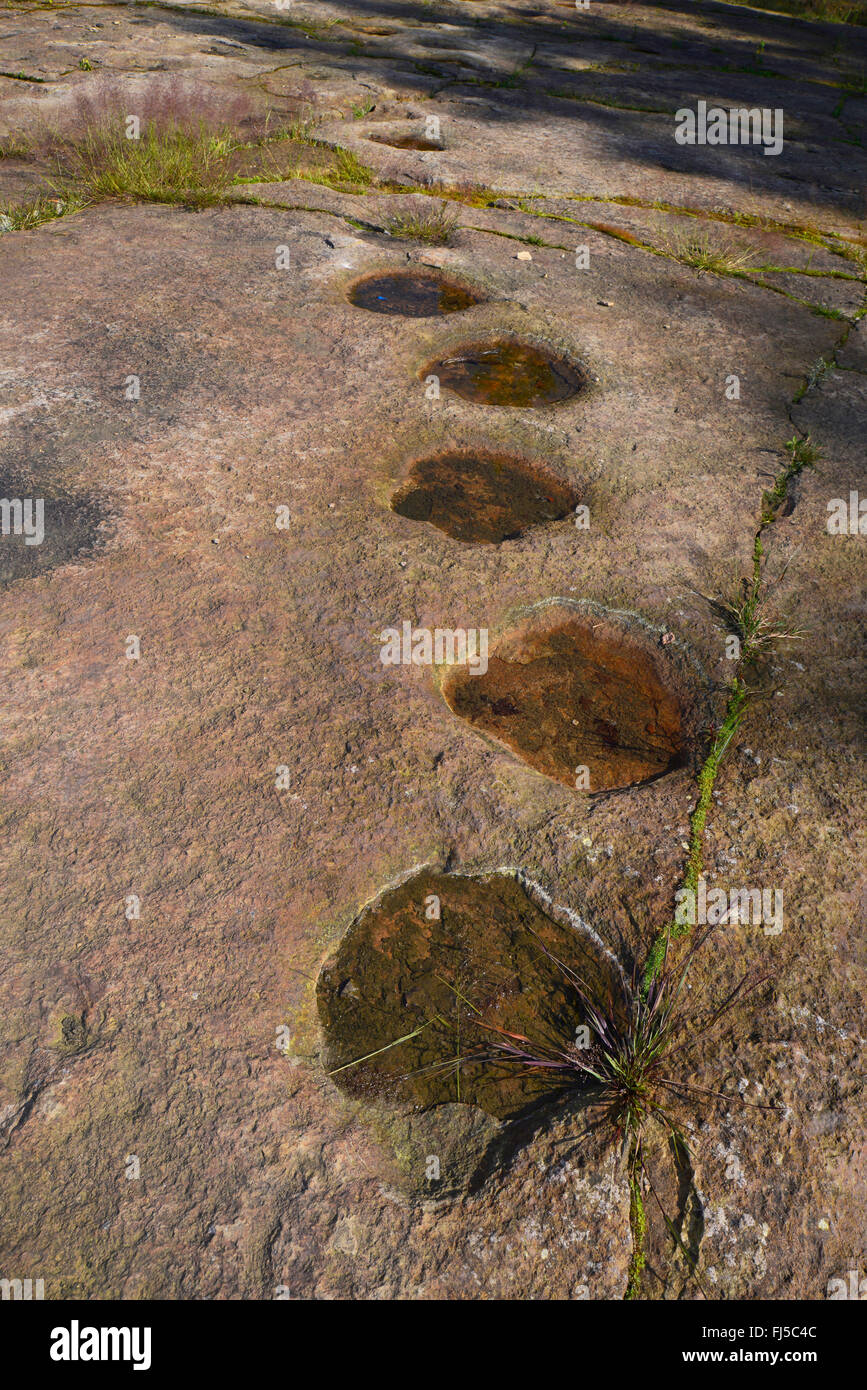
295, 145, 375, 190
3, 77, 328, 212
49, 120, 239, 208
387, 200, 459, 245
664, 228, 757, 276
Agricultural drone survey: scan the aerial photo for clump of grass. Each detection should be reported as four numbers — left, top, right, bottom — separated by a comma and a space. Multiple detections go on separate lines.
0, 134, 31, 157
836, 240, 867, 274
6, 86, 376, 216
59, 73, 265, 143
441, 180, 499, 208
794, 356, 834, 403
665, 228, 757, 276
275, 113, 321, 145
0, 192, 85, 232
387, 200, 458, 245
719, 575, 804, 662
331, 147, 373, 185
409, 925, 767, 1298
497, 49, 537, 89
713, 534, 805, 671
558, 939, 765, 1298
49, 119, 239, 207
297, 145, 375, 190
761, 433, 820, 521
7, 76, 282, 213
330, 909, 767, 1299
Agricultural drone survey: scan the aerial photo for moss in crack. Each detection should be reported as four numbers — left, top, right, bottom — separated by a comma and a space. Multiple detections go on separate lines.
626, 1145, 647, 1299
642, 679, 749, 987
643, 435, 819, 991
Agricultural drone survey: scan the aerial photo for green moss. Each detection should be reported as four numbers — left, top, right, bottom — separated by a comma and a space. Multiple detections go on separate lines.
625, 1148, 647, 1299
643, 430, 825, 990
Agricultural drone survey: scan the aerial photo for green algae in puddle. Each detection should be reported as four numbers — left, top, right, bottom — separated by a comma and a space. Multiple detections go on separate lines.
421, 340, 585, 406
317, 868, 623, 1119
349, 270, 481, 317
391, 449, 579, 542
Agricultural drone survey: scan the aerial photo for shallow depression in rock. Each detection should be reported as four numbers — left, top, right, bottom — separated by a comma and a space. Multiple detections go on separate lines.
391, 450, 579, 543
317, 868, 623, 1119
440, 608, 689, 793
368, 132, 443, 151
348, 270, 482, 317
421, 340, 585, 406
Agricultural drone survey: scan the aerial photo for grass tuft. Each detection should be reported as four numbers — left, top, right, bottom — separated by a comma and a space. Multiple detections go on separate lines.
445, 926, 766, 1298
48, 119, 240, 207
295, 145, 375, 190
0, 133, 32, 157
387, 200, 458, 245
273, 113, 321, 146
0, 191, 85, 232
761, 434, 820, 521
794, 356, 834, 403
665, 228, 757, 276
